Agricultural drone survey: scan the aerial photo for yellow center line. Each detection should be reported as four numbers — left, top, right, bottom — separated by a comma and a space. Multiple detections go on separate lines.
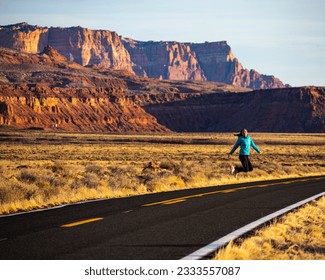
221, 189, 236, 193
142, 178, 312, 207
61, 217, 103, 228
163, 199, 187, 205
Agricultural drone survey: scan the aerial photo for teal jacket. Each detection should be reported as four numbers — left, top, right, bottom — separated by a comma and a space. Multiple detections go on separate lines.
229, 135, 261, 155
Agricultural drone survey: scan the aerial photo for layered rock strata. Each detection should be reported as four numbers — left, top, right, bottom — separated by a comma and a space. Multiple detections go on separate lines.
189, 42, 284, 89
139, 87, 325, 132
0, 85, 168, 132
0, 22, 133, 71
0, 47, 168, 132
1, 45, 323, 133
0, 22, 284, 89
122, 39, 206, 81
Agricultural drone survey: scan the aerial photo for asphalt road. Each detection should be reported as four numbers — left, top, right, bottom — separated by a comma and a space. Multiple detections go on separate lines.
0, 175, 324, 260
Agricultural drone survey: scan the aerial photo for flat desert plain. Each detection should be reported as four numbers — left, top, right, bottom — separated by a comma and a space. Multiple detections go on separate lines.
0, 131, 324, 214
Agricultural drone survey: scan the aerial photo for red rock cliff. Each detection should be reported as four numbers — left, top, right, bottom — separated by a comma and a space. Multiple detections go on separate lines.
0, 23, 285, 89
0, 85, 168, 132
0, 46, 323, 133
122, 39, 206, 81
140, 87, 325, 132
123, 39, 284, 89
187, 41, 284, 89
0, 22, 133, 72
0, 47, 168, 132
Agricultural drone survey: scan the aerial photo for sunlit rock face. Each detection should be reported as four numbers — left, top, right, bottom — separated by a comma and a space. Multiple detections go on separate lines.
0, 22, 134, 72
0, 47, 168, 132
1, 23, 284, 89
0, 45, 323, 133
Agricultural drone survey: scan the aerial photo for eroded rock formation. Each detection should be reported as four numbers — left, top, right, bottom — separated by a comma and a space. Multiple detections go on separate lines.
189, 42, 284, 89
0, 85, 168, 132
122, 39, 206, 81
0, 22, 134, 72
0, 22, 284, 89
0, 47, 168, 132
0, 44, 323, 133
139, 87, 325, 132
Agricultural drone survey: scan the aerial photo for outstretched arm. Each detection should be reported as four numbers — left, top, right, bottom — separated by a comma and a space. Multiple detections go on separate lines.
251, 139, 261, 153
229, 139, 240, 155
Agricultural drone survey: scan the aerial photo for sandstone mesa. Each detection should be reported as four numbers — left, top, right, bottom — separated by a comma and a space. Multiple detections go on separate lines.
0, 22, 284, 89
0, 22, 324, 133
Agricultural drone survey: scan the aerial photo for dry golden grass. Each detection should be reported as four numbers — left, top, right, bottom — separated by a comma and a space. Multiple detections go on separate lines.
213, 196, 325, 260
0, 131, 325, 214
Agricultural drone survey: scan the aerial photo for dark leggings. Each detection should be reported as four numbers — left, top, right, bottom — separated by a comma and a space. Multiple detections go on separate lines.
235, 155, 253, 173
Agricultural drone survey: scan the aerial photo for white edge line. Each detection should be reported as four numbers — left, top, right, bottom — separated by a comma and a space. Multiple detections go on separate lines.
0, 203, 68, 218
0, 189, 158, 218
181, 192, 325, 260
0, 197, 115, 218
0, 238, 8, 242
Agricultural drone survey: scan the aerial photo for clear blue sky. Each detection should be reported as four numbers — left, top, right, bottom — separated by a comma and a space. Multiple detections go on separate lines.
1, 0, 324, 86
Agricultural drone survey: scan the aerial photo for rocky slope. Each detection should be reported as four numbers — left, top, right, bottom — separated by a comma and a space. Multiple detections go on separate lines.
0, 46, 244, 132
0, 47, 325, 132
139, 87, 325, 132
0, 47, 167, 132
0, 85, 168, 132
0, 44, 323, 133
0, 22, 284, 89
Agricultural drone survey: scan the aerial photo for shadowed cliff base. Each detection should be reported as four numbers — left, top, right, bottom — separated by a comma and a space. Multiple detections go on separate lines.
140, 87, 325, 133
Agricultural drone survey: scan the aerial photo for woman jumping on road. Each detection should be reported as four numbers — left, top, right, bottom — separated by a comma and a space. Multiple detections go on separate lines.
228, 128, 262, 177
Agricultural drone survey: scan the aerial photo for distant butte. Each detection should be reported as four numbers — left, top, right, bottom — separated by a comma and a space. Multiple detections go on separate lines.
0, 22, 284, 89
